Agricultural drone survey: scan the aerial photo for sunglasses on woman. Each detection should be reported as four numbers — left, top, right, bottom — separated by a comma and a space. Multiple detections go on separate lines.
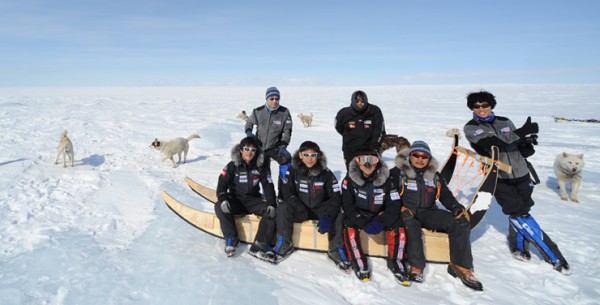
410, 152, 431, 160
242, 146, 257, 152
472, 102, 491, 109
302, 152, 318, 158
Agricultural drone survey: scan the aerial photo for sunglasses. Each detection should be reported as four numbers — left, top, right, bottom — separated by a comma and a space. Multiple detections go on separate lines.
302, 152, 318, 158
472, 103, 491, 109
242, 146, 257, 152
356, 155, 379, 167
410, 152, 431, 160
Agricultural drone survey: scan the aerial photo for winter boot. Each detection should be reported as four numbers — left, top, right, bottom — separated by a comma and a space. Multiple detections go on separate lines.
270, 235, 294, 264
448, 262, 483, 291
511, 250, 532, 262
408, 265, 424, 283
248, 240, 270, 261
553, 260, 571, 275
224, 236, 239, 257
327, 247, 352, 273
387, 258, 410, 286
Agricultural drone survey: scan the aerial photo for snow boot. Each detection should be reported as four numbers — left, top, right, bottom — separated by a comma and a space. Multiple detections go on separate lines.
270, 235, 294, 264
248, 240, 271, 261
511, 249, 532, 262
387, 258, 410, 286
408, 265, 424, 283
553, 260, 571, 275
448, 262, 483, 291
327, 247, 352, 273
224, 236, 239, 257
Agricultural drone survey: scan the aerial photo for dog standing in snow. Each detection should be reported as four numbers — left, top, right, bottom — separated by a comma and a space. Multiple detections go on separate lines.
554, 152, 585, 202
297, 112, 313, 127
54, 130, 74, 167
150, 134, 200, 168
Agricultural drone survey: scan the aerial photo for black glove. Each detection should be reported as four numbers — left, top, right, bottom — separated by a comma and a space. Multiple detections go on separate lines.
400, 206, 414, 225
514, 116, 539, 138
277, 145, 291, 163
518, 136, 536, 158
451, 204, 470, 227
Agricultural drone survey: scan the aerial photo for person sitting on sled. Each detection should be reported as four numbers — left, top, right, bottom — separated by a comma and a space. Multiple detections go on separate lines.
270, 141, 351, 269
214, 136, 276, 259
463, 90, 570, 274
390, 140, 482, 291
341, 150, 404, 284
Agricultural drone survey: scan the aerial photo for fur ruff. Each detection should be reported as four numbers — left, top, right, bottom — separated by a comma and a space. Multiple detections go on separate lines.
231, 144, 265, 168
393, 148, 439, 180
348, 157, 390, 187
291, 149, 327, 176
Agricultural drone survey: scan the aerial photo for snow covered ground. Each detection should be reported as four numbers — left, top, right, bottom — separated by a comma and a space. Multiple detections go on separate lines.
1, 85, 599, 305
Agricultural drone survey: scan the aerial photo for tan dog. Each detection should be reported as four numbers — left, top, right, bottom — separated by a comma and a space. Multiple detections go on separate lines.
554, 152, 585, 202
236, 111, 248, 121
54, 130, 74, 167
297, 112, 313, 127
150, 134, 200, 168
379, 134, 410, 154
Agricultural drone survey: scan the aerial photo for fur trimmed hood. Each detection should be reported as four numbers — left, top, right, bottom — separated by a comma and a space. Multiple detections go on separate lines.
231, 144, 265, 168
348, 157, 390, 187
394, 148, 439, 180
291, 149, 328, 176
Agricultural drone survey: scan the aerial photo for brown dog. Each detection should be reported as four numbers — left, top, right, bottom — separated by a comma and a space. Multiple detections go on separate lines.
379, 134, 410, 154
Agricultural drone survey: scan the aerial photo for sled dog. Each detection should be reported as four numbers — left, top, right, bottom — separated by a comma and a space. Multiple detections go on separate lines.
151, 134, 200, 168
379, 134, 410, 154
55, 130, 74, 167
553, 152, 585, 202
297, 112, 313, 127
236, 111, 248, 121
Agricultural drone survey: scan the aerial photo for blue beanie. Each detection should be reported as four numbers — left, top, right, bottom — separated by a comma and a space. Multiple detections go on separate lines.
265, 87, 280, 100
409, 140, 431, 156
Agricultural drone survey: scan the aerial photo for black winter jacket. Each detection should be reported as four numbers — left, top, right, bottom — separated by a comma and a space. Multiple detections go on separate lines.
216, 144, 276, 207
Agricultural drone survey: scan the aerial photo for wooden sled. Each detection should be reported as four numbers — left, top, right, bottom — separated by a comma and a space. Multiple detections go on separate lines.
163, 189, 451, 263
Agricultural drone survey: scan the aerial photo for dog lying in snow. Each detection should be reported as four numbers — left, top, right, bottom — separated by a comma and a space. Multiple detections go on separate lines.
236, 111, 248, 121
150, 134, 200, 168
554, 152, 585, 202
54, 130, 74, 167
379, 134, 410, 154
297, 112, 313, 127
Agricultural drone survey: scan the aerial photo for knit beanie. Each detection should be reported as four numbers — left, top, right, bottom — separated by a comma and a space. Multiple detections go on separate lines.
408, 140, 431, 156
265, 87, 280, 100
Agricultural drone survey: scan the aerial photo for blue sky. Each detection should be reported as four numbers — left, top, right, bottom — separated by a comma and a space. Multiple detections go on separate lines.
1, 0, 599, 86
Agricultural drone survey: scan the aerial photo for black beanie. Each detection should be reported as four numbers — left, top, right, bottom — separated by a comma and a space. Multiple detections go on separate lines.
467, 91, 496, 109
298, 141, 321, 153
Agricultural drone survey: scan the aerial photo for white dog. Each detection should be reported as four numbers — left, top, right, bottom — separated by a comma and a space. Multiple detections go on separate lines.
553, 152, 585, 202
297, 112, 313, 127
54, 130, 74, 167
150, 134, 200, 168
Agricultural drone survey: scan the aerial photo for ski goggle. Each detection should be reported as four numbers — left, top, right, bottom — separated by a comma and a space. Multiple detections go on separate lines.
410, 152, 431, 160
242, 146, 257, 152
356, 155, 379, 168
302, 152, 318, 158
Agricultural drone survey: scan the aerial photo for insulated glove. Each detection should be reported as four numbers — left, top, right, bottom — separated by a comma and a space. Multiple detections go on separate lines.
451, 204, 470, 227
514, 116, 539, 138
245, 130, 254, 138
317, 215, 332, 234
279, 162, 291, 181
264, 206, 276, 219
220, 200, 231, 214
364, 219, 383, 235
277, 145, 291, 163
